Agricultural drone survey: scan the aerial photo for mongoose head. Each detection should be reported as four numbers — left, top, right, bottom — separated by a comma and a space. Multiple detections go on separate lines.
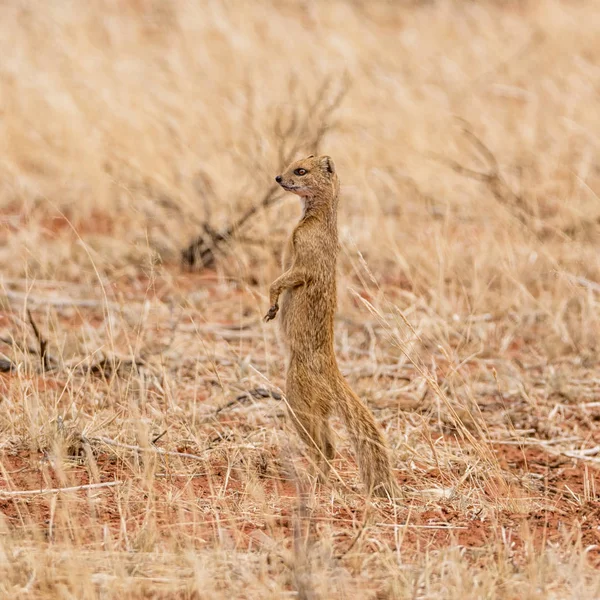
275, 155, 338, 199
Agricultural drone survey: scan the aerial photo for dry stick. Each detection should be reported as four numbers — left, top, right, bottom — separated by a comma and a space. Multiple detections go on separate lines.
151, 430, 168, 444
215, 387, 282, 416
93, 436, 208, 463
3, 288, 117, 309
1, 311, 59, 372
0, 480, 123, 497
26, 308, 51, 371
181, 74, 350, 269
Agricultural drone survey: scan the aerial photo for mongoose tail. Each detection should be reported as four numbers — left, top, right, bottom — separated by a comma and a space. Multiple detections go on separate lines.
335, 377, 397, 498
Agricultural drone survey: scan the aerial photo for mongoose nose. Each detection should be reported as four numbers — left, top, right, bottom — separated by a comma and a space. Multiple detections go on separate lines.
275, 175, 282, 183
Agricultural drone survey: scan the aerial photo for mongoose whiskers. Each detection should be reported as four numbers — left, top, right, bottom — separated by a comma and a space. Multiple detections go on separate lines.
265, 155, 397, 498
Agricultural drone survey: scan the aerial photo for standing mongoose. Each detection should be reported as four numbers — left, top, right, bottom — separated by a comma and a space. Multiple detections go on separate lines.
264, 154, 396, 498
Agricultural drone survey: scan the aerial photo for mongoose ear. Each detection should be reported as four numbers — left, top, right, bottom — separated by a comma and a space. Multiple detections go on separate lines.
321, 156, 336, 175
306, 154, 315, 159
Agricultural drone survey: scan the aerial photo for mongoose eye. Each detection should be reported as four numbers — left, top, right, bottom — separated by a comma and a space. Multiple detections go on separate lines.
294, 168, 307, 176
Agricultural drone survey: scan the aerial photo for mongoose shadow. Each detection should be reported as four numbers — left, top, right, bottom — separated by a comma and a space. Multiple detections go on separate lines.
265, 155, 398, 499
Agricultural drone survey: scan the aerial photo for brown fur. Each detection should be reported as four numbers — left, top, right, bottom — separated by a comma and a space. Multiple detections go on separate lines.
265, 155, 397, 498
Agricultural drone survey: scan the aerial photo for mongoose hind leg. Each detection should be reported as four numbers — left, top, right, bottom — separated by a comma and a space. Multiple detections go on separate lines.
288, 406, 332, 482
321, 420, 335, 460
319, 419, 336, 479
286, 381, 334, 482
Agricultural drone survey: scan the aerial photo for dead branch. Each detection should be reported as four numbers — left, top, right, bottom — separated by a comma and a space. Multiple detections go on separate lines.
431, 122, 536, 227
152, 430, 168, 444
2, 288, 119, 309
26, 309, 52, 371
181, 74, 350, 270
0, 480, 123, 497
435, 123, 600, 241
82, 355, 145, 379
236, 386, 282, 402
215, 387, 283, 415
93, 436, 208, 463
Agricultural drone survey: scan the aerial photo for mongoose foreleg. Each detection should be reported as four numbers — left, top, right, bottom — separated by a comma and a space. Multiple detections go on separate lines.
264, 268, 310, 321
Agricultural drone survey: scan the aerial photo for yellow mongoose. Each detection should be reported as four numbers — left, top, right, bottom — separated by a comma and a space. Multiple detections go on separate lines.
265, 155, 396, 497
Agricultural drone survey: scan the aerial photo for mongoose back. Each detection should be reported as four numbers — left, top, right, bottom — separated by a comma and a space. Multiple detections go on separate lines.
265, 155, 396, 497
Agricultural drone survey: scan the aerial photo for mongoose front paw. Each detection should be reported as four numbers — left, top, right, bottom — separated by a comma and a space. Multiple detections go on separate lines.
264, 304, 279, 322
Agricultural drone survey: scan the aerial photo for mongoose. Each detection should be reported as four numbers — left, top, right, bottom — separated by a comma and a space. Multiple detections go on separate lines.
265, 155, 396, 497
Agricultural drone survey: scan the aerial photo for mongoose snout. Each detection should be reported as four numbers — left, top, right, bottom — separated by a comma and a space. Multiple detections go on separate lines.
274, 155, 335, 198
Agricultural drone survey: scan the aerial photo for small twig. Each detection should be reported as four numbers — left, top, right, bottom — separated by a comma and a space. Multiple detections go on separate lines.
26, 309, 51, 371
0, 334, 42, 373
0, 480, 123, 497
215, 387, 282, 415
152, 430, 168, 444
3, 288, 117, 309
215, 396, 252, 416
93, 436, 208, 463
487, 436, 580, 447
81, 355, 145, 378
563, 445, 600, 459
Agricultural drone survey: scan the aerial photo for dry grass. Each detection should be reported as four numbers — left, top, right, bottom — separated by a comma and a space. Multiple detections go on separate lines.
1, 0, 600, 597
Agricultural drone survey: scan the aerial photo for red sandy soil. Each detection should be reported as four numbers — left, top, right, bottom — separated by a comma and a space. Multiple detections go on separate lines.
1, 442, 599, 567
2, 273, 600, 570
